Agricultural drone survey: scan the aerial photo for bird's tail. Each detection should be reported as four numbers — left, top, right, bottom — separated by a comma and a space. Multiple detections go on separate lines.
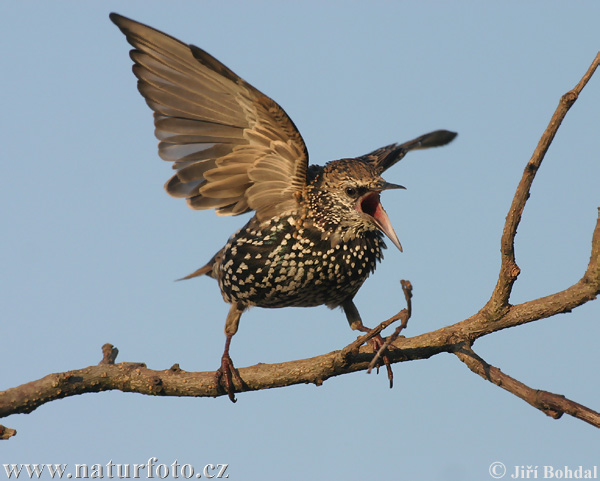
176, 251, 221, 281
364, 130, 457, 173
177, 264, 213, 281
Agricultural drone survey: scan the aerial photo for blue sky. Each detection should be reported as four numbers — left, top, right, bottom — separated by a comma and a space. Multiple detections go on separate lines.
2, 2, 599, 480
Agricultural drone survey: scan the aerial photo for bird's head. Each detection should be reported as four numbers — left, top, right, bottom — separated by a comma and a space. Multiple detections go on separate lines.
306, 159, 404, 251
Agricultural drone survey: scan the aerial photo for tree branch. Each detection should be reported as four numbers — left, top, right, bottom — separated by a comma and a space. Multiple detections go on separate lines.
454, 345, 600, 427
484, 50, 600, 318
1, 211, 598, 420
1, 52, 599, 438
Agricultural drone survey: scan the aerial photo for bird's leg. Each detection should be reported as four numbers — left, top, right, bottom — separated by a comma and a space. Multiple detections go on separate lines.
342, 299, 394, 388
215, 304, 245, 402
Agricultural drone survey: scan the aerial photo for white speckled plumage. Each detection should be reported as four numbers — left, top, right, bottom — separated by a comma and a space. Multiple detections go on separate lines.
111, 12, 456, 401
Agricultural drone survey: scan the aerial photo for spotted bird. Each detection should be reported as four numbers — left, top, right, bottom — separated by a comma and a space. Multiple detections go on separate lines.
110, 13, 457, 401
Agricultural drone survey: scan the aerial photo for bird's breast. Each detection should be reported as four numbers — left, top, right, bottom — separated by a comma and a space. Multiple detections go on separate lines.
216, 215, 385, 309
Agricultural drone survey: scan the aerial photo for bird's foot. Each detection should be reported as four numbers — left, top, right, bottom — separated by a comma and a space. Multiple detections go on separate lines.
367, 333, 394, 389
215, 353, 244, 403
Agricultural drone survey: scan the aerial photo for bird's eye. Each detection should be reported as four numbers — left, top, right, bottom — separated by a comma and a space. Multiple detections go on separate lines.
345, 186, 357, 197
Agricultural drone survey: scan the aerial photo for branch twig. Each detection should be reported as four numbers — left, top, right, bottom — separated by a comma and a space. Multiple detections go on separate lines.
100, 343, 119, 365
484, 50, 600, 318
368, 280, 413, 373
0, 425, 17, 440
454, 345, 600, 427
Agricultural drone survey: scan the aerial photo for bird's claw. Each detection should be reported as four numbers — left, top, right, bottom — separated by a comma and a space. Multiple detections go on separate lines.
368, 334, 394, 388
215, 353, 244, 403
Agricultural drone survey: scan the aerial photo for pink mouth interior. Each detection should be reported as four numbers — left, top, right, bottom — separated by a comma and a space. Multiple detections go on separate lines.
360, 192, 383, 221
357, 191, 402, 251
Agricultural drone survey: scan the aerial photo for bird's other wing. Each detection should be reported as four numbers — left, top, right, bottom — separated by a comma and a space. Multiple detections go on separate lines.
361, 130, 457, 174
110, 13, 308, 221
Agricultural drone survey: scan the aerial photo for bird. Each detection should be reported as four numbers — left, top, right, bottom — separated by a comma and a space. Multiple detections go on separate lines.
110, 13, 457, 402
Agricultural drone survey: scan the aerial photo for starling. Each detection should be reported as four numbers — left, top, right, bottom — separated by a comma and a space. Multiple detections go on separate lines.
110, 13, 457, 401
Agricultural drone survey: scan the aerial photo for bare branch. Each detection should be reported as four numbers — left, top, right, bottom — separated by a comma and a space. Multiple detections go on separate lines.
1, 206, 598, 423
1, 205, 598, 427
484, 51, 600, 318
454, 345, 600, 428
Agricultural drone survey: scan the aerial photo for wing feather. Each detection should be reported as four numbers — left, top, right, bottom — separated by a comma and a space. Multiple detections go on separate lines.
110, 13, 308, 221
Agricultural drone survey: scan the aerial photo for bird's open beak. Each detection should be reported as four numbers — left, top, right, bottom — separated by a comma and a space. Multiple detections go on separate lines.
357, 182, 405, 252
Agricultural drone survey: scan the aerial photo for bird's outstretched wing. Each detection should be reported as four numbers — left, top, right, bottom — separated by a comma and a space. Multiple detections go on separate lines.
110, 13, 308, 221
361, 130, 457, 173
